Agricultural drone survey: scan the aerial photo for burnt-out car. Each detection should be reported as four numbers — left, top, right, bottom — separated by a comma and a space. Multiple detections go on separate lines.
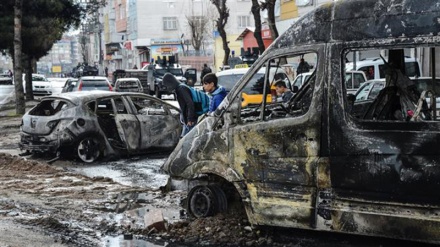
162, 0, 440, 245
20, 91, 181, 163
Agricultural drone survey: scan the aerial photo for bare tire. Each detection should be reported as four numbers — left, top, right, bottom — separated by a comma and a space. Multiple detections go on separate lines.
187, 185, 228, 218
76, 136, 101, 163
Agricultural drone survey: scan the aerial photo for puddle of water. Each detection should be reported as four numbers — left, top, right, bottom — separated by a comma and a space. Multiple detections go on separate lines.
70, 157, 170, 189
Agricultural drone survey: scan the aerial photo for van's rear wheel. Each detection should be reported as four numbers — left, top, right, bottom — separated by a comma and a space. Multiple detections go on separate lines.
187, 185, 227, 218
76, 136, 101, 163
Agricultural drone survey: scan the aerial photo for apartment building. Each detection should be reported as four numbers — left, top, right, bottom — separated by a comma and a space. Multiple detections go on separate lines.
102, 0, 256, 71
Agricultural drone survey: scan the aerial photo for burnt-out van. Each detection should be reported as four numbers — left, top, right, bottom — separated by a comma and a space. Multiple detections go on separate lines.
162, 0, 440, 244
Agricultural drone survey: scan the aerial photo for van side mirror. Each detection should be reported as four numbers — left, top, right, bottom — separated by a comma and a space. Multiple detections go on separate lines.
292, 86, 299, 93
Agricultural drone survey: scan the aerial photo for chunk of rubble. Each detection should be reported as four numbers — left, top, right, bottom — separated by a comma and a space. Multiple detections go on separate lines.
144, 208, 166, 232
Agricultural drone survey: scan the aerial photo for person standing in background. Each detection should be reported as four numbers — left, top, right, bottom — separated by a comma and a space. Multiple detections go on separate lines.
200, 64, 212, 82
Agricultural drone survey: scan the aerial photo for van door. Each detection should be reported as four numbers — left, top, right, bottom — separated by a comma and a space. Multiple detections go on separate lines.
229, 50, 323, 229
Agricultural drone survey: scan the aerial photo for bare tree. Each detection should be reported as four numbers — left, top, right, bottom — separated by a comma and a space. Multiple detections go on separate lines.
260, 0, 279, 41
185, 0, 216, 55
251, 0, 265, 54
186, 15, 208, 52
211, 0, 230, 67
14, 0, 25, 114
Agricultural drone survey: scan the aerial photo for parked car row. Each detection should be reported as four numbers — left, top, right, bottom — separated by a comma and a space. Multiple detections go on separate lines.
18, 75, 144, 96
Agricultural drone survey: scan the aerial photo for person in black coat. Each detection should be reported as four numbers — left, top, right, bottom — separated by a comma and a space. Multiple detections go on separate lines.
200, 64, 212, 82
163, 73, 197, 137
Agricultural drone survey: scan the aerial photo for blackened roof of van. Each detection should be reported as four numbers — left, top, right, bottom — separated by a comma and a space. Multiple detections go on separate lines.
273, 0, 440, 49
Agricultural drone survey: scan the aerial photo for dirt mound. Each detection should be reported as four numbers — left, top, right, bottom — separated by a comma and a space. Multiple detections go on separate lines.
0, 153, 60, 174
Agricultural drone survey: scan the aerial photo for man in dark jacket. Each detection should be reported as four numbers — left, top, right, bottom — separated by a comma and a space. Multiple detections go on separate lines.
296, 58, 310, 74
163, 73, 197, 137
200, 64, 212, 82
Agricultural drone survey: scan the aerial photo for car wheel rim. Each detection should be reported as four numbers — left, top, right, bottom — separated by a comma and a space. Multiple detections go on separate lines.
77, 137, 100, 163
188, 185, 217, 218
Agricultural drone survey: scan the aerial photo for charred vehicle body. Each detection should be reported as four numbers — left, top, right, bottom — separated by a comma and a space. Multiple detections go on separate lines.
20, 91, 182, 163
162, 0, 440, 244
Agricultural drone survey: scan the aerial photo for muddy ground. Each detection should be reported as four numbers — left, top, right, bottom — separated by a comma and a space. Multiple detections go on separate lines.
0, 114, 435, 247
0, 115, 289, 247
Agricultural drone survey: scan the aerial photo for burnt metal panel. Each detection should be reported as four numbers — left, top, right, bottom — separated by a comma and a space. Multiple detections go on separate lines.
273, 0, 440, 49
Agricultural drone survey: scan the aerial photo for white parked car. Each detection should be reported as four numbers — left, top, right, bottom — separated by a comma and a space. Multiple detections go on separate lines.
47, 77, 72, 95
23, 74, 52, 96
346, 56, 422, 80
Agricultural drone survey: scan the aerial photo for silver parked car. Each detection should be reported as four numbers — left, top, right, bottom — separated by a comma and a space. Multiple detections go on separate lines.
72, 76, 113, 92
20, 91, 182, 163
114, 78, 143, 93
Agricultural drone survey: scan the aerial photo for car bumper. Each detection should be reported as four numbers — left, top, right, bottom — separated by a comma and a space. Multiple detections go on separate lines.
19, 130, 75, 153
33, 90, 52, 95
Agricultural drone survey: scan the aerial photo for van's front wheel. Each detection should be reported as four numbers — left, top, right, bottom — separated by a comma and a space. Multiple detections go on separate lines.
187, 185, 227, 218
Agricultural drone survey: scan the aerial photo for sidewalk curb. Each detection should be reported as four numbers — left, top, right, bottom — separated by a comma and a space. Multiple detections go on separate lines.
0, 100, 39, 117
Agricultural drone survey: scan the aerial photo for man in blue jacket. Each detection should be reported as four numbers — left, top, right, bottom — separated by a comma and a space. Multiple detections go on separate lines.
202, 73, 227, 113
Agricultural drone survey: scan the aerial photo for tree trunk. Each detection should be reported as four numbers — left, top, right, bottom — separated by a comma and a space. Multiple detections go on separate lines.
266, 0, 279, 40
25, 56, 34, 101
14, 0, 25, 115
251, 0, 265, 54
219, 27, 230, 66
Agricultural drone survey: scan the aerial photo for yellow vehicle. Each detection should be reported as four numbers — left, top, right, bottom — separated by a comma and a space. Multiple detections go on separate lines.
216, 67, 292, 107
234, 64, 249, 69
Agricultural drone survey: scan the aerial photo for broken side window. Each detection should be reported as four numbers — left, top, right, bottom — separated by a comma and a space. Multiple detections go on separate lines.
237, 52, 317, 124
114, 97, 128, 114
96, 98, 114, 115
345, 46, 440, 122
263, 53, 316, 121
86, 101, 96, 113
29, 99, 72, 116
